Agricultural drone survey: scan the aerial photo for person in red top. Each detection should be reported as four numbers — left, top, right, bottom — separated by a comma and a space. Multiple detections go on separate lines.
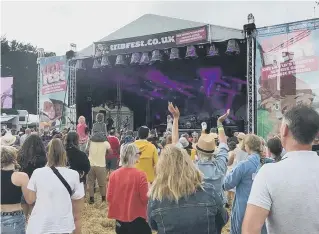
107, 143, 151, 234
106, 128, 120, 171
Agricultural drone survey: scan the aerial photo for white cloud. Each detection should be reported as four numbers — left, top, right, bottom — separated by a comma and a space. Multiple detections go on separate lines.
1, 1, 316, 55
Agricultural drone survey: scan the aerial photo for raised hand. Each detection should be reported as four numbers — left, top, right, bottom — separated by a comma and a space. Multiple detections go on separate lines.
218, 109, 230, 123
168, 102, 180, 119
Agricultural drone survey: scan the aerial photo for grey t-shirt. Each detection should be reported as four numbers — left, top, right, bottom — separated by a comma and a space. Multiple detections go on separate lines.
248, 151, 319, 234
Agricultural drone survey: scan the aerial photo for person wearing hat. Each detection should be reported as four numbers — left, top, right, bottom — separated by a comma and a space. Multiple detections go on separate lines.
195, 110, 230, 205
1, 130, 17, 148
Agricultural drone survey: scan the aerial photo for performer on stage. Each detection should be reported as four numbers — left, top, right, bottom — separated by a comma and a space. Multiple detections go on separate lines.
166, 115, 173, 132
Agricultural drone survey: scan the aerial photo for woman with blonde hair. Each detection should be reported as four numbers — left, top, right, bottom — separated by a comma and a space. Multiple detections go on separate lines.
107, 143, 151, 234
223, 134, 269, 234
76, 116, 89, 151
1, 146, 29, 233
148, 144, 227, 234
25, 138, 85, 234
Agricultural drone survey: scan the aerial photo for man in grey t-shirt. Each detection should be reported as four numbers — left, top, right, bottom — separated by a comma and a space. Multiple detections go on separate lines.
242, 105, 319, 234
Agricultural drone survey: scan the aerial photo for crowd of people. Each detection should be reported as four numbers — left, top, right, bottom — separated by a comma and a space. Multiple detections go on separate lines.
1, 103, 319, 234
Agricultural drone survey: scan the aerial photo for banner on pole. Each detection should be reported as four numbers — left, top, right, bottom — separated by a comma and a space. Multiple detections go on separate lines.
256, 18, 319, 139
38, 56, 69, 130
94, 26, 209, 56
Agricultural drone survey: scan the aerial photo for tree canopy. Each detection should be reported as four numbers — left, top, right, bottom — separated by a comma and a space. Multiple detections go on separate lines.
1, 36, 56, 114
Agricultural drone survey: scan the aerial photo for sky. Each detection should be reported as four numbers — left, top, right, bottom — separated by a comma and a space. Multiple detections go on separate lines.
1, 1, 318, 55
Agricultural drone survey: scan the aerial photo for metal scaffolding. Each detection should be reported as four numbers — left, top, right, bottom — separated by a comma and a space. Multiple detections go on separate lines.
245, 14, 257, 134
116, 79, 122, 132
68, 60, 77, 129
36, 48, 44, 131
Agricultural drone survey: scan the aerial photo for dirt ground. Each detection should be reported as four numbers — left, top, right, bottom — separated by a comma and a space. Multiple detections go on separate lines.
82, 193, 231, 234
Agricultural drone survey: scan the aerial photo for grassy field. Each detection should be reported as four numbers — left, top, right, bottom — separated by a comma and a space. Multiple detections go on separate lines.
82, 193, 231, 234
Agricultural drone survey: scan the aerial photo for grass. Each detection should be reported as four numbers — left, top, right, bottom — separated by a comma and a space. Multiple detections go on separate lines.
82, 193, 231, 234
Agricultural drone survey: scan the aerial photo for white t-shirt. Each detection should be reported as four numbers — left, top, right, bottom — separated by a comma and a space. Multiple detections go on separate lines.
26, 167, 85, 234
248, 151, 319, 234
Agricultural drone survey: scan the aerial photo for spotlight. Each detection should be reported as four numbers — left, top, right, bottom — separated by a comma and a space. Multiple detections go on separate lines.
206, 44, 219, 57
75, 59, 85, 70
225, 39, 240, 55
169, 48, 180, 60
92, 58, 101, 69
140, 52, 150, 65
150, 50, 163, 63
130, 52, 141, 65
115, 54, 126, 66
101, 55, 111, 67
185, 45, 198, 59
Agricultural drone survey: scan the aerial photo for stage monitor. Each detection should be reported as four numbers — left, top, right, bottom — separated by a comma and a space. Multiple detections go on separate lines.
1, 77, 13, 109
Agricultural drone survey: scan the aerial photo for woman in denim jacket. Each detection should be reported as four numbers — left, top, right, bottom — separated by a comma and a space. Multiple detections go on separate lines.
224, 134, 271, 234
147, 103, 228, 234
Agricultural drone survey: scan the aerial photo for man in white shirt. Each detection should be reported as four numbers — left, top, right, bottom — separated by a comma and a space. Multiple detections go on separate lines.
242, 105, 319, 234
20, 128, 31, 146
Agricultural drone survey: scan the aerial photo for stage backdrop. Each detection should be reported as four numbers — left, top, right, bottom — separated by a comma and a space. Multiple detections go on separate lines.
256, 19, 319, 139
38, 56, 69, 130
1, 77, 13, 109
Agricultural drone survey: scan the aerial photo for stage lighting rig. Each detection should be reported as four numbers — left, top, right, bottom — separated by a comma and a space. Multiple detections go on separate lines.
140, 52, 150, 65
169, 48, 180, 60
207, 44, 219, 57
243, 13, 256, 36
92, 57, 101, 69
150, 50, 163, 63
66, 43, 77, 60
101, 55, 111, 67
185, 45, 198, 59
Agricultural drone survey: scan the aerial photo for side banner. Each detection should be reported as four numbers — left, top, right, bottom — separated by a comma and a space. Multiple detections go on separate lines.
39, 56, 68, 130
256, 19, 319, 139
94, 26, 208, 56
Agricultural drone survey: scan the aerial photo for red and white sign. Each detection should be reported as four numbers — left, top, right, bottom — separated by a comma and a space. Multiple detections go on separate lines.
261, 56, 319, 80
176, 27, 207, 45
42, 81, 67, 95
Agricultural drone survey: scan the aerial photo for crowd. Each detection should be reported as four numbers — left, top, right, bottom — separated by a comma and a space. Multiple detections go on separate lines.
1, 104, 319, 234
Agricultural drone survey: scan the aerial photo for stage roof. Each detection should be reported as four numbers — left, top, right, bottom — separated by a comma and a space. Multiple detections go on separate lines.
78, 14, 244, 58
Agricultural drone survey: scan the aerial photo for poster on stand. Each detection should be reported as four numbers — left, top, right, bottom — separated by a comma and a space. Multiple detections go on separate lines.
256, 19, 319, 139
38, 56, 68, 130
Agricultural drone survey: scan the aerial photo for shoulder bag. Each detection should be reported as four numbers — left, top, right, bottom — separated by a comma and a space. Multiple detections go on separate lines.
50, 166, 74, 196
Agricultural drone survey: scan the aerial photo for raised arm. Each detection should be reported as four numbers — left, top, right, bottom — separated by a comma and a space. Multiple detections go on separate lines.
168, 102, 180, 144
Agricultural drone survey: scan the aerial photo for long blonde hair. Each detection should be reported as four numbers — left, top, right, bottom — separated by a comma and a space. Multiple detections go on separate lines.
243, 134, 263, 155
148, 145, 203, 203
47, 138, 67, 167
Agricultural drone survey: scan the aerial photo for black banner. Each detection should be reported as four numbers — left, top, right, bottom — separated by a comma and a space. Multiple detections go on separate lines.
94, 26, 209, 56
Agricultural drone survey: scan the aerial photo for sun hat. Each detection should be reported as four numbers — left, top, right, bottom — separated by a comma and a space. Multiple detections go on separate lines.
1, 131, 17, 146
196, 133, 216, 153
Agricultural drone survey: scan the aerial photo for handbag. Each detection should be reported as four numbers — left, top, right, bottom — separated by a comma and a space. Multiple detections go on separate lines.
50, 166, 74, 196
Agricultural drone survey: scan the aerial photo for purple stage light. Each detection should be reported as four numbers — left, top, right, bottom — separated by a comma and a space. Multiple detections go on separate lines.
207, 44, 219, 57
130, 52, 141, 65
185, 45, 198, 59
225, 39, 240, 55
140, 52, 150, 65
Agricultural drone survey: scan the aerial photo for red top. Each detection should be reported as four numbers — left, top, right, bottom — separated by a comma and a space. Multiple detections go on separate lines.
107, 167, 148, 222
107, 136, 120, 159
76, 123, 88, 144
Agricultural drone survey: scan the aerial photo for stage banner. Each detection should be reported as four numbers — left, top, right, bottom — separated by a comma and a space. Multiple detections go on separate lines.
256, 19, 319, 139
38, 56, 69, 130
1, 77, 13, 109
94, 26, 209, 56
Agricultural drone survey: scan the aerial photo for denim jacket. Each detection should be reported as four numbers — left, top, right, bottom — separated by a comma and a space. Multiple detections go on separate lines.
147, 184, 223, 234
196, 142, 229, 203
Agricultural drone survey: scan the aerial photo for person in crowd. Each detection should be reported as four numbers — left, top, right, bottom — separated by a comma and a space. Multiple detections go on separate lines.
107, 143, 151, 234
77, 116, 89, 152
165, 135, 172, 145
266, 137, 283, 162
87, 132, 111, 204
224, 134, 269, 234
147, 129, 161, 151
41, 128, 52, 149
134, 126, 158, 183
195, 109, 230, 204
17, 134, 47, 220
92, 113, 107, 137
1, 146, 29, 234
25, 138, 84, 234
311, 134, 319, 155
226, 141, 237, 208
176, 136, 196, 160
65, 131, 90, 189
1, 130, 17, 148
20, 128, 31, 146
107, 128, 120, 172
232, 133, 248, 168
120, 130, 135, 146
243, 105, 319, 234
147, 144, 228, 234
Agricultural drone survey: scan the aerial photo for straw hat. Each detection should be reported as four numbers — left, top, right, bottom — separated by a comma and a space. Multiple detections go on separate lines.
196, 133, 216, 153
1, 131, 17, 146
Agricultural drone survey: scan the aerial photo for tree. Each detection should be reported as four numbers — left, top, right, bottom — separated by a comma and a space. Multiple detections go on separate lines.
1, 37, 56, 114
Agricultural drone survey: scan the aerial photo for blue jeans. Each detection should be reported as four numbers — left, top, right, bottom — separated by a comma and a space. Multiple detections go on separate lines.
1, 211, 26, 234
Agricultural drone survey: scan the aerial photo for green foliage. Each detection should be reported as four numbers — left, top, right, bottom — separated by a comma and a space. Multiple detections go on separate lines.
1, 36, 56, 114
257, 109, 273, 139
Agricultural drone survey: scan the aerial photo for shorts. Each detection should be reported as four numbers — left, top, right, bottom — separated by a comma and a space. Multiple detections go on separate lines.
106, 158, 118, 170
1, 210, 26, 234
